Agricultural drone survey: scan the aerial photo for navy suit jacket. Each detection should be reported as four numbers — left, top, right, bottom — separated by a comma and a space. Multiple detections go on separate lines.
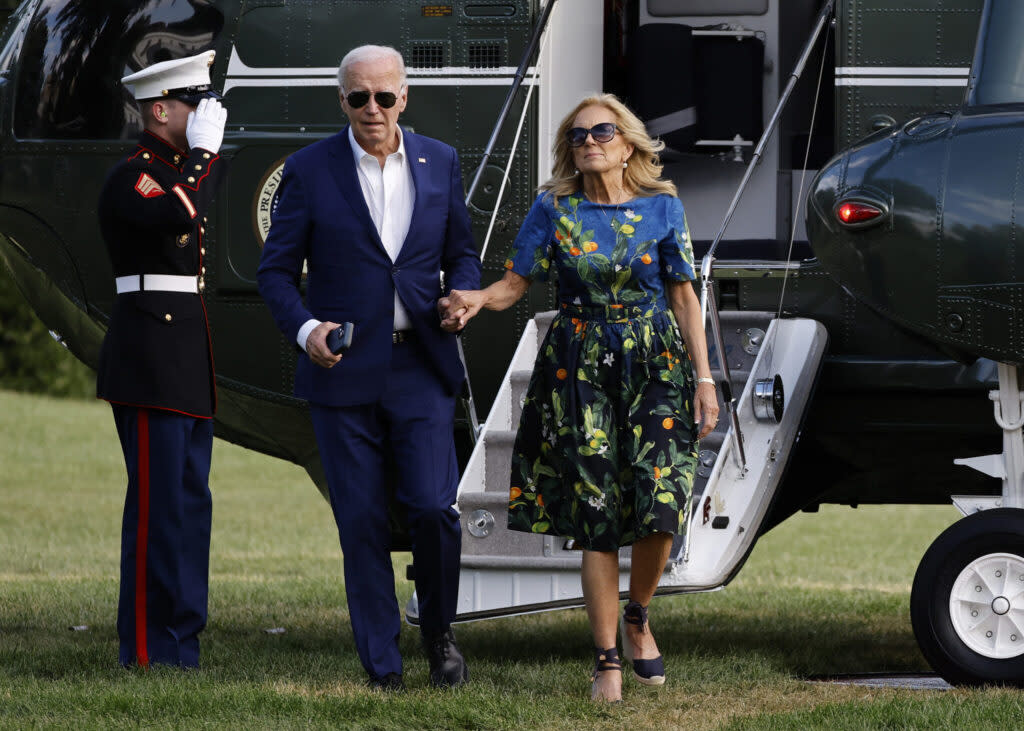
257, 127, 482, 406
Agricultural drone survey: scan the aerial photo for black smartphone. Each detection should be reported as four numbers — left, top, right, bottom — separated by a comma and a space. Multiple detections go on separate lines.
326, 322, 354, 354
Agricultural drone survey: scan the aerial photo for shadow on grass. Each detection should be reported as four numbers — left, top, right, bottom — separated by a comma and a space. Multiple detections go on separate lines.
1, 584, 923, 688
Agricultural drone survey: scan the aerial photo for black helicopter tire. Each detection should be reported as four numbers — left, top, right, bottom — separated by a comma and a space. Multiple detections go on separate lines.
910, 508, 1024, 687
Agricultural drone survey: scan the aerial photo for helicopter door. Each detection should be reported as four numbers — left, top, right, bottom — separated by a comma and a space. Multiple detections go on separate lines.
627, 22, 764, 156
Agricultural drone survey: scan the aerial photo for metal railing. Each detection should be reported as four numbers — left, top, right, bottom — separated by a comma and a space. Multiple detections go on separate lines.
698, 0, 835, 472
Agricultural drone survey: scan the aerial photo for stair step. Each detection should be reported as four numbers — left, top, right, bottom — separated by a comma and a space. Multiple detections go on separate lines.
484, 429, 518, 492
534, 311, 556, 349
457, 491, 511, 510
509, 370, 533, 425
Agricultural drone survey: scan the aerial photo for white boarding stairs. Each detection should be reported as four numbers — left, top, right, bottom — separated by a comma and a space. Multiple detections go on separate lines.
406, 312, 828, 623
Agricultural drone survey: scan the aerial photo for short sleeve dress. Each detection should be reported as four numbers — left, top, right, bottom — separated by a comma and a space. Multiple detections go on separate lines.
504, 191, 699, 551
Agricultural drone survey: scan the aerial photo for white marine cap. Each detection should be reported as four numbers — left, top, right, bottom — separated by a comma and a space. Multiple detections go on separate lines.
121, 50, 221, 103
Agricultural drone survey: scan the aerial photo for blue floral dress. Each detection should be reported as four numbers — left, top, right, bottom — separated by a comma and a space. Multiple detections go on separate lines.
504, 191, 699, 551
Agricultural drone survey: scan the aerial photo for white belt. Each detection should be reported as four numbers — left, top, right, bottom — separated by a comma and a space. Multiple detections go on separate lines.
115, 274, 198, 294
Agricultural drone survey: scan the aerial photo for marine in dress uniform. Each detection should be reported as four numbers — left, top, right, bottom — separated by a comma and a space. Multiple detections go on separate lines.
96, 51, 228, 668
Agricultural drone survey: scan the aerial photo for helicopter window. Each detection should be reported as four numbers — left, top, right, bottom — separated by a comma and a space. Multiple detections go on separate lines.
14, 0, 223, 140
967, 3, 1024, 108
0, 2, 31, 78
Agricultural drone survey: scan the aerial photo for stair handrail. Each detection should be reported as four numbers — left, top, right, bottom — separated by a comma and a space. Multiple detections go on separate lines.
697, 0, 835, 472
458, 0, 560, 442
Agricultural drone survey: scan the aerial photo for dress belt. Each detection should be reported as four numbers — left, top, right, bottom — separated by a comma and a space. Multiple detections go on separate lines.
115, 274, 198, 294
559, 301, 664, 322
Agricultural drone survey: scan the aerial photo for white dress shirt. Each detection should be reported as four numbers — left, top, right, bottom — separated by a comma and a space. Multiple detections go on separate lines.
296, 127, 416, 351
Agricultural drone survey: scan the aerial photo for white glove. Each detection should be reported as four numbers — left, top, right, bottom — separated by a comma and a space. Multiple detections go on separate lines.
186, 98, 227, 153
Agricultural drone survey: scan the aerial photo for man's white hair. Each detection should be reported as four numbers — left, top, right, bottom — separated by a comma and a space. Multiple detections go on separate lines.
337, 45, 407, 91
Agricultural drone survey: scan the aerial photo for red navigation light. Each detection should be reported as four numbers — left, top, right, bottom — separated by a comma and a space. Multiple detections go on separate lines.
836, 201, 883, 225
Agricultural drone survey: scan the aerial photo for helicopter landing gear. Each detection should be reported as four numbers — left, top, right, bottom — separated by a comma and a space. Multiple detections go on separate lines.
910, 508, 1024, 686
914, 362, 1024, 685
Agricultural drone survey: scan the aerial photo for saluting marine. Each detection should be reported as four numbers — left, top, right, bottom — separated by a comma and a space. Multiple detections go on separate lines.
96, 51, 228, 669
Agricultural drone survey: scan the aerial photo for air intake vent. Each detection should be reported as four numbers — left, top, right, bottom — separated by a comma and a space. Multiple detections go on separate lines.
467, 42, 503, 68
410, 42, 445, 69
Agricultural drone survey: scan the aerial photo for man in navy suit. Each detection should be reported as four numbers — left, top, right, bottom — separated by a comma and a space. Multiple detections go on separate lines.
257, 45, 481, 690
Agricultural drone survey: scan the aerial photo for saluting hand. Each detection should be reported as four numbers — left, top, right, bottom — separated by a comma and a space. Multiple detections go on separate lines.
186, 98, 228, 154
306, 321, 343, 369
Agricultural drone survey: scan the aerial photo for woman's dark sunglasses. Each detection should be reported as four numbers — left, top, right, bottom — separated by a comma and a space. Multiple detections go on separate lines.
566, 122, 619, 147
345, 90, 399, 109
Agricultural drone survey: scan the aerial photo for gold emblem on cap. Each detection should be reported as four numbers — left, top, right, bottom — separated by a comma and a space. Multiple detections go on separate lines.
162, 89, 168, 96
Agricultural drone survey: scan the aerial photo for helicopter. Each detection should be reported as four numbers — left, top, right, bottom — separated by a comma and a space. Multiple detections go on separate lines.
0, 0, 1019, 686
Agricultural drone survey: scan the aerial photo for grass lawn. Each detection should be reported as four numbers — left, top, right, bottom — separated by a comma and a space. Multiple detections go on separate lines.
2, 389, 1023, 729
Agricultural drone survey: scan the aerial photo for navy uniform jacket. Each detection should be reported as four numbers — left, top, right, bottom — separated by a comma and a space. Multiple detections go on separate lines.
96, 131, 226, 418
257, 127, 482, 406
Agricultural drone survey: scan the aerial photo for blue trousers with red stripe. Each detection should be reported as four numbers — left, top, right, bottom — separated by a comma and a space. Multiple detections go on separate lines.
310, 341, 462, 680
111, 405, 213, 668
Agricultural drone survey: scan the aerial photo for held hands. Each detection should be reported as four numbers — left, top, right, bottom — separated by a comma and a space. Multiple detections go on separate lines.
693, 381, 720, 439
306, 321, 343, 369
186, 98, 227, 153
438, 289, 486, 333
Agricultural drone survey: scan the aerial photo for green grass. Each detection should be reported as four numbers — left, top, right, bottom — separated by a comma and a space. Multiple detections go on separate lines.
2, 389, 1023, 729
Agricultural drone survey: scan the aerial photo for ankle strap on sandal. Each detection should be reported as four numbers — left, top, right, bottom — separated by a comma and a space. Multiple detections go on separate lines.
623, 600, 649, 632
593, 646, 622, 674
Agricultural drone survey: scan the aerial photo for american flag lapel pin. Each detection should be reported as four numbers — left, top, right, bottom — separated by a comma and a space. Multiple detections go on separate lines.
418, 157, 427, 164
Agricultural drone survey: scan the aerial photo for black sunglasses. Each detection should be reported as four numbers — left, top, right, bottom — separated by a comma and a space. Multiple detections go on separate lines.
566, 122, 619, 147
344, 90, 399, 109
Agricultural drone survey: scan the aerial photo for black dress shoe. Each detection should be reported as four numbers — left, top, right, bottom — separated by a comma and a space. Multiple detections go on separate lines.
366, 672, 405, 692
423, 628, 469, 688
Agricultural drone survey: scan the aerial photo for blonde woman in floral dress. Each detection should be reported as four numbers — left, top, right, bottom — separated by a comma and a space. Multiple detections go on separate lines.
441, 93, 719, 702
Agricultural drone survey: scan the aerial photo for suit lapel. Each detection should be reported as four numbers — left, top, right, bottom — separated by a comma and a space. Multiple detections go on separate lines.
327, 127, 387, 255
400, 132, 429, 262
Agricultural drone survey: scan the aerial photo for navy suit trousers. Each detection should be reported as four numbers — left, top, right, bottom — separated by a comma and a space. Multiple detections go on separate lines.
310, 340, 461, 679
112, 405, 213, 668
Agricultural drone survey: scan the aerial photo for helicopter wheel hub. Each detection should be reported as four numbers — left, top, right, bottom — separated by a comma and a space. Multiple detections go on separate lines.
949, 552, 1024, 659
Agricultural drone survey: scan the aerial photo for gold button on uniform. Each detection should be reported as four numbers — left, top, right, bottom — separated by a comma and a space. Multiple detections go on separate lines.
200, 247, 206, 255
195, 165, 202, 171
203, 153, 211, 159
199, 281, 206, 291
142, 153, 151, 160
187, 176, 195, 183
201, 266, 206, 274
178, 234, 189, 245
174, 154, 181, 165
164, 313, 172, 322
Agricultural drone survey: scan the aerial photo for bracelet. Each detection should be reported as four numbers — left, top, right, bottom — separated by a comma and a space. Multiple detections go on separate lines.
696, 377, 716, 387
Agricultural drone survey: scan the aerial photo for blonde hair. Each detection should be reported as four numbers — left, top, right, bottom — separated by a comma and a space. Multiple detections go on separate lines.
541, 93, 677, 206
